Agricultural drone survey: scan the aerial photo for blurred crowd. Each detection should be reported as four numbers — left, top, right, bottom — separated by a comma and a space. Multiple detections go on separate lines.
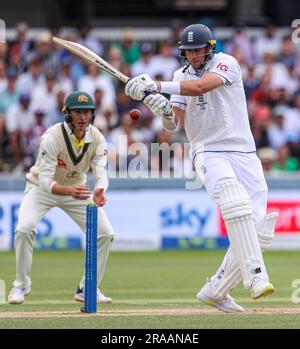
0, 21, 300, 176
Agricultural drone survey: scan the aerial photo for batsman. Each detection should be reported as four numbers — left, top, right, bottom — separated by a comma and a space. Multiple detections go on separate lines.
8, 91, 114, 305
125, 24, 278, 313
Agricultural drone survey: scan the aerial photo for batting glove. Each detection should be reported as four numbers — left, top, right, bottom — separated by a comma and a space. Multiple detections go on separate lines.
143, 94, 171, 117
125, 74, 159, 100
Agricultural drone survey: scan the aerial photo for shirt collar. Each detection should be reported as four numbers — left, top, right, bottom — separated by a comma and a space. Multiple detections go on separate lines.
186, 65, 206, 78
63, 122, 93, 143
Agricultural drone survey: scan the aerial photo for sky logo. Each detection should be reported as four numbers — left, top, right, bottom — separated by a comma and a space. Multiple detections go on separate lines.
160, 203, 212, 235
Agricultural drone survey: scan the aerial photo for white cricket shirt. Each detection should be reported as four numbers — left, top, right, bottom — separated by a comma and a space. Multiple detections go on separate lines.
26, 122, 109, 193
170, 52, 256, 160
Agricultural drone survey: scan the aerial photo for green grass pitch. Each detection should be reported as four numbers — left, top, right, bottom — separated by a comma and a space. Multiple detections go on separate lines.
0, 250, 299, 329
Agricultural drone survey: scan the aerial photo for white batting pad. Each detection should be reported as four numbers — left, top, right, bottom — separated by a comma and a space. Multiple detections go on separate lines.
212, 212, 278, 299
257, 212, 278, 251
211, 247, 240, 300
212, 211, 278, 299
219, 180, 269, 289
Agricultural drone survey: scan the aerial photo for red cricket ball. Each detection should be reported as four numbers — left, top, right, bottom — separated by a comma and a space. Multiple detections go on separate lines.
129, 108, 141, 121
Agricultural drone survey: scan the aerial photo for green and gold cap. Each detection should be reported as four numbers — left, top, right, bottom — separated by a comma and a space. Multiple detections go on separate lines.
62, 91, 96, 112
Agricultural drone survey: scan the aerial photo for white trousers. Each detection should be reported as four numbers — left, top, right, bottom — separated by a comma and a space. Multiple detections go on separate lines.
194, 152, 268, 293
13, 182, 115, 290
194, 152, 268, 228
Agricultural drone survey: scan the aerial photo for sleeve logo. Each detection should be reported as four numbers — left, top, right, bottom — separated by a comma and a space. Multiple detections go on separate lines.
57, 158, 68, 169
216, 62, 229, 71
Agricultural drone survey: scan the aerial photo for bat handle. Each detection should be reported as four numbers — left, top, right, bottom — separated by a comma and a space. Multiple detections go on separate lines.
141, 91, 152, 102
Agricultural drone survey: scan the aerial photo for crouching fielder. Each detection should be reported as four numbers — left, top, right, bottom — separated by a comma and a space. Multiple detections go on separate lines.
125, 24, 278, 313
8, 91, 114, 305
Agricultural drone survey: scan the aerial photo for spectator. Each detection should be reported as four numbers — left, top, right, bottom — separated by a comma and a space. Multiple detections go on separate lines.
286, 136, 300, 162
272, 144, 300, 171
57, 57, 74, 95
57, 32, 86, 85
251, 104, 272, 149
131, 43, 155, 77
0, 42, 8, 60
17, 56, 45, 95
283, 94, 300, 139
31, 72, 58, 127
77, 25, 103, 56
23, 107, 47, 171
115, 28, 140, 65
0, 59, 7, 92
115, 87, 137, 123
255, 52, 289, 90
278, 35, 296, 68
0, 69, 20, 163
0, 70, 20, 120
50, 88, 66, 125
254, 22, 281, 61
78, 63, 116, 110
108, 46, 122, 73
268, 87, 290, 108
232, 48, 248, 78
150, 40, 179, 80
267, 106, 288, 150
11, 22, 31, 58
257, 147, 277, 172
284, 65, 299, 96
225, 23, 254, 63
8, 45, 27, 75
34, 31, 58, 76
93, 88, 118, 133
6, 93, 34, 171
244, 64, 260, 99
249, 72, 272, 104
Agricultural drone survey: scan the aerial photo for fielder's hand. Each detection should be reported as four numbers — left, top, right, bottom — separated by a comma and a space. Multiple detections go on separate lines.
143, 94, 171, 117
72, 184, 91, 200
125, 74, 159, 100
93, 188, 107, 207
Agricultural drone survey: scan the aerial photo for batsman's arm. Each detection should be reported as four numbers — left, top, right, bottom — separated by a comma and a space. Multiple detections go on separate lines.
171, 106, 185, 127
159, 72, 224, 96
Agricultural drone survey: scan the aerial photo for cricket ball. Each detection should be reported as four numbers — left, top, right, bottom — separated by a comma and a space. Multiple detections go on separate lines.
129, 108, 141, 121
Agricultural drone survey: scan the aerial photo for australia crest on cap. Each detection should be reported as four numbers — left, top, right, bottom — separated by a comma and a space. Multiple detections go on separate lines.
77, 94, 89, 103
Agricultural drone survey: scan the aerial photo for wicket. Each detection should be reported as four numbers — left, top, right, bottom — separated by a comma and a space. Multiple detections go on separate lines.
81, 202, 98, 313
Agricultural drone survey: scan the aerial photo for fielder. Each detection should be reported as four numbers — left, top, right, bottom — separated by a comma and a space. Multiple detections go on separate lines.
8, 91, 114, 305
125, 24, 278, 313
